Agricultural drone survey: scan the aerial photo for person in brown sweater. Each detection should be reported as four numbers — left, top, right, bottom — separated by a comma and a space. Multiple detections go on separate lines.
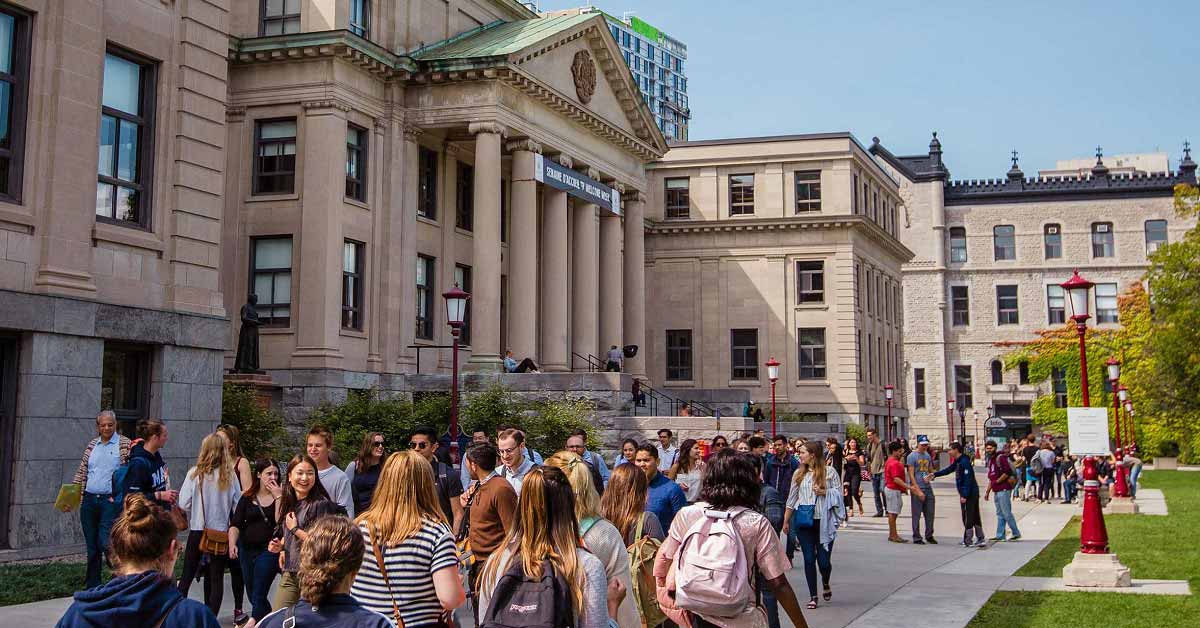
459, 441, 517, 617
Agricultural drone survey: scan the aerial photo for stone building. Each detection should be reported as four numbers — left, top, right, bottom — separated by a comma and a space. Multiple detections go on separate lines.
871, 135, 1197, 446
0, 0, 229, 555
643, 134, 913, 433
223, 2, 666, 422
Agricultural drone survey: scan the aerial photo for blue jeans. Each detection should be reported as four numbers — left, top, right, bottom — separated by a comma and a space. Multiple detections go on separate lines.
1129, 465, 1142, 497
80, 493, 119, 589
792, 524, 834, 598
871, 473, 884, 515
757, 571, 779, 628
992, 489, 1020, 539
242, 544, 280, 621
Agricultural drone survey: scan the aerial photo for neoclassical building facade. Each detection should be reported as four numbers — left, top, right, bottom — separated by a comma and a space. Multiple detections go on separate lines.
223, 1, 667, 418
643, 134, 913, 433
871, 135, 1197, 445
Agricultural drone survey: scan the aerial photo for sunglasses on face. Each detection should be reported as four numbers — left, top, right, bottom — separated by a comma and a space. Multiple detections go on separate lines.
373, 440, 385, 448
409, 441, 429, 450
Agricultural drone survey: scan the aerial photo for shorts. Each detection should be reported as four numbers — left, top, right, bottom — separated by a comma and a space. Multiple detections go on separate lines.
884, 488, 904, 515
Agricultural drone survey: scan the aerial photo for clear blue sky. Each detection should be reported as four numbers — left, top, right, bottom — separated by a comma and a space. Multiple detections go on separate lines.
537, 1, 1198, 180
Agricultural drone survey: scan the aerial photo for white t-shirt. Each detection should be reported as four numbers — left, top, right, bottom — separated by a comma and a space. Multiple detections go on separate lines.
319, 464, 355, 517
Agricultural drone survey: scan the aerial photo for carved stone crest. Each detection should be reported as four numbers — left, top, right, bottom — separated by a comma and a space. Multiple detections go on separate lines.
571, 50, 597, 104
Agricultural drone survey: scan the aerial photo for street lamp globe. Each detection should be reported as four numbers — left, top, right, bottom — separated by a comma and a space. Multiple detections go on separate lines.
884, 384, 894, 401
1061, 270, 1094, 322
1118, 385, 1129, 402
766, 357, 780, 383
947, 399, 956, 412
1124, 399, 1132, 413
1106, 357, 1121, 383
443, 284, 470, 331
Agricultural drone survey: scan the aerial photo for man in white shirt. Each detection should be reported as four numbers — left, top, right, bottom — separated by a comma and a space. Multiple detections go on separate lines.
306, 426, 354, 517
655, 428, 679, 472
497, 428, 537, 496
605, 345, 624, 372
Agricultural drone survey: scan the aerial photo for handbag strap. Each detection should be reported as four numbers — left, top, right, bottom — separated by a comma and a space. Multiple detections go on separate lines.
633, 512, 645, 543
371, 531, 406, 628
197, 475, 206, 529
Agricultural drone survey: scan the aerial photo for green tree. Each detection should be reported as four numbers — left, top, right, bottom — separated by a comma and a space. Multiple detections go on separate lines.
306, 390, 417, 465
221, 383, 287, 459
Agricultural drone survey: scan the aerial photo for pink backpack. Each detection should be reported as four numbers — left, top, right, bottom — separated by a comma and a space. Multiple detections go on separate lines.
673, 506, 753, 618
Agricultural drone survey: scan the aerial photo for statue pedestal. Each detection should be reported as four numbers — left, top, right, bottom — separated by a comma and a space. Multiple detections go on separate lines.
224, 372, 278, 410
1105, 497, 1139, 514
1063, 551, 1132, 588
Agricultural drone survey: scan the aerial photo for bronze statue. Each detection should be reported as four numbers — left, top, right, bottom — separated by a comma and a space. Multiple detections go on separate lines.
233, 294, 262, 373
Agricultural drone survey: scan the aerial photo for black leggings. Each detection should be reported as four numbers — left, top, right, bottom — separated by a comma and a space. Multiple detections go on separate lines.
206, 553, 245, 611
1039, 469, 1056, 501
178, 530, 228, 617
844, 473, 863, 510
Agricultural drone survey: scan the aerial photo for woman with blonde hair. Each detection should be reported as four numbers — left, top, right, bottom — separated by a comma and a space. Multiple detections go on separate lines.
256, 515, 393, 628
478, 466, 622, 628
545, 450, 638, 628
351, 450, 465, 626
177, 433, 243, 615
783, 441, 845, 609
599, 463, 664, 545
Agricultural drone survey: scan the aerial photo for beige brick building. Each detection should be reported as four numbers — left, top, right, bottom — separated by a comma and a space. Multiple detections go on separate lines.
871, 135, 1197, 446
643, 134, 913, 433
0, 0, 229, 554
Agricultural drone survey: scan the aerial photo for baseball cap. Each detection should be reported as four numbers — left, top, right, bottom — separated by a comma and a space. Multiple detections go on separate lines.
916, 435, 930, 445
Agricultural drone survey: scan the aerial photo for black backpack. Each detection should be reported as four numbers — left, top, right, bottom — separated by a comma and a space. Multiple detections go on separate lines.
479, 556, 575, 628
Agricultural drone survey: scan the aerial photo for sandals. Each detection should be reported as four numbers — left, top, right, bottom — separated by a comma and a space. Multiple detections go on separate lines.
823, 586, 832, 602
807, 597, 818, 609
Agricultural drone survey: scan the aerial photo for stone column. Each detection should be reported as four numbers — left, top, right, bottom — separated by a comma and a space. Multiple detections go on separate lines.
540, 178, 570, 372
598, 197, 623, 360
623, 192, 647, 377
572, 169, 600, 370
506, 140, 541, 362
466, 122, 505, 371
395, 121, 422, 368
291, 101, 348, 366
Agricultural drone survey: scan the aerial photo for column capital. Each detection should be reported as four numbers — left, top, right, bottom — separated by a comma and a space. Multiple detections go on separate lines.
553, 153, 574, 169
468, 121, 508, 137
505, 138, 543, 154
580, 166, 600, 180
226, 106, 247, 122
623, 190, 648, 204
402, 122, 424, 141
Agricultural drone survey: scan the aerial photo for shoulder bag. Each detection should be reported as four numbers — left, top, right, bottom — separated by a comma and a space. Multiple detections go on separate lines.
197, 478, 230, 556
372, 531, 456, 628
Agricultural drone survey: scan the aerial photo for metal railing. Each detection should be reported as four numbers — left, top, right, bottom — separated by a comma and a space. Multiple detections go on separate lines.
633, 380, 718, 417
571, 351, 604, 372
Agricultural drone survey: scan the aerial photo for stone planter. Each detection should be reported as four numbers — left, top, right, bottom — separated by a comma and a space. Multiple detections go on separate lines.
1155, 456, 1179, 470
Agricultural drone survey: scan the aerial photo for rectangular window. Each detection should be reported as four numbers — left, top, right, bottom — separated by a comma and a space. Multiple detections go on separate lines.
796, 260, 824, 304
345, 124, 367, 202
794, 170, 821, 212
341, 240, 364, 330
418, 147, 437, 219
666, 329, 693, 381
101, 344, 151, 437
854, 262, 861, 311
1092, 222, 1114, 258
951, 285, 970, 326
1044, 224, 1062, 259
261, 0, 301, 35
856, 330, 862, 382
456, 163, 474, 231
0, 5, 29, 201
97, 50, 155, 227
866, 269, 873, 314
253, 118, 296, 195
993, 225, 1016, 260
867, 333, 873, 384
1047, 285, 1066, 324
851, 173, 858, 214
348, 0, 369, 38
730, 329, 758, 380
914, 367, 926, 408
996, 285, 1019, 325
954, 365, 973, 408
415, 255, 434, 340
949, 227, 967, 263
798, 328, 826, 379
455, 265, 472, 344
862, 182, 869, 215
729, 173, 754, 215
1096, 283, 1118, 324
871, 190, 878, 222
665, 177, 689, 218
1018, 361, 1030, 385
251, 236, 293, 327
1052, 367, 1068, 408
894, 285, 901, 325
1145, 219, 1168, 254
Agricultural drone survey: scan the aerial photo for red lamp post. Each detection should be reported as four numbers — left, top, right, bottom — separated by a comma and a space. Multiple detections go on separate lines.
1061, 270, 1109, 554
1107, 359, 1130, 498
884, 384, 894, 441
443, 284, 470, 466
766, 357, 780, 438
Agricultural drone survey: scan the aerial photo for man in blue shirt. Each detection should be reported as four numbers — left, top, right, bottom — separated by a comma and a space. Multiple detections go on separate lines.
762, 434, 799, 561
932, 441, 986, 547
70, 411, 131, 589
497, 429, 537, 497
568, 428, 610, 488
635, 444, 687, 529
906, 435, 937, 544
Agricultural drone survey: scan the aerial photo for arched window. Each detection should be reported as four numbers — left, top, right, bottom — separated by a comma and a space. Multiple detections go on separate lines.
990, 360, 1003, 385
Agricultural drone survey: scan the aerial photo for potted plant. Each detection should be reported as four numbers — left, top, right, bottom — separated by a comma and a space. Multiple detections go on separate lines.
1156, 440, 1180, 470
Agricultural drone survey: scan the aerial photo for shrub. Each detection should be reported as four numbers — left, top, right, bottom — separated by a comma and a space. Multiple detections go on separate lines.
523, 396, 601, 455
844, 422, 867, 445
221, 383, 287, 460
459, 385, 527, 438
306, 389, 417, 466
1158, 440, 1181, 458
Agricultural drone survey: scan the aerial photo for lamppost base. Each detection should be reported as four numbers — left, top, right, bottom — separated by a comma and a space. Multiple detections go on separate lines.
1105, 497, 1139, 515
1063, 551, 1132, 588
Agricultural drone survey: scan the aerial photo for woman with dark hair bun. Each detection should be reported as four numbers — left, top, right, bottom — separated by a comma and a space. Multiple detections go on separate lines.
55, 494, 220, 628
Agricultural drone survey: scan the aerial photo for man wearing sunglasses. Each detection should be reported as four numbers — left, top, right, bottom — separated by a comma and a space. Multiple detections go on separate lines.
409, 427, 464, 532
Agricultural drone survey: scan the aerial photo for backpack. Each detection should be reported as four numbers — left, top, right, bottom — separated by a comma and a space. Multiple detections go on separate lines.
674, 506, 754, 618
110, 456, 148, 505
1030, 453, 1044, 475
628, 514, 667, 628
479, 556, 574, 628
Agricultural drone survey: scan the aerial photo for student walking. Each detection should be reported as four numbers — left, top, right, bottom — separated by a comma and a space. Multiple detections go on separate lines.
983, 441, 1021, 541
55, 494, 221, 628
459, 442, 518, 622
931, 443, 986, 547
176, 434, 243, 617
229, 458, 283, 624
634, 444, 688, 529
599, 463, 665, 545
351, 451, 465, 626
906, 436, 937, 544
272, 454, 343, 609
842, 438, 866, 517
667, 438, 706, 503
345, 432, 386, 515
865, 428, 886, 517
69, 411, 131, 590
783, 442, 846, 609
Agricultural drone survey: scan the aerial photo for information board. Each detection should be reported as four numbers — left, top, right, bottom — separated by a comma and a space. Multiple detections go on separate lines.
534, 154, 621, 216
1067, 407, 1111, 455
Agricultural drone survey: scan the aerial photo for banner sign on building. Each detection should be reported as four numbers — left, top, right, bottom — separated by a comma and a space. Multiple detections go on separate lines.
984, 417, 1007, 429
534, 154, 621, 216
1067, 407, 1111, 456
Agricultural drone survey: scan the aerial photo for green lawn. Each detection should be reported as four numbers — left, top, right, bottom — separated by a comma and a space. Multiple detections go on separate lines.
968, 470, 1200, 628
0, 556, 184, 607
